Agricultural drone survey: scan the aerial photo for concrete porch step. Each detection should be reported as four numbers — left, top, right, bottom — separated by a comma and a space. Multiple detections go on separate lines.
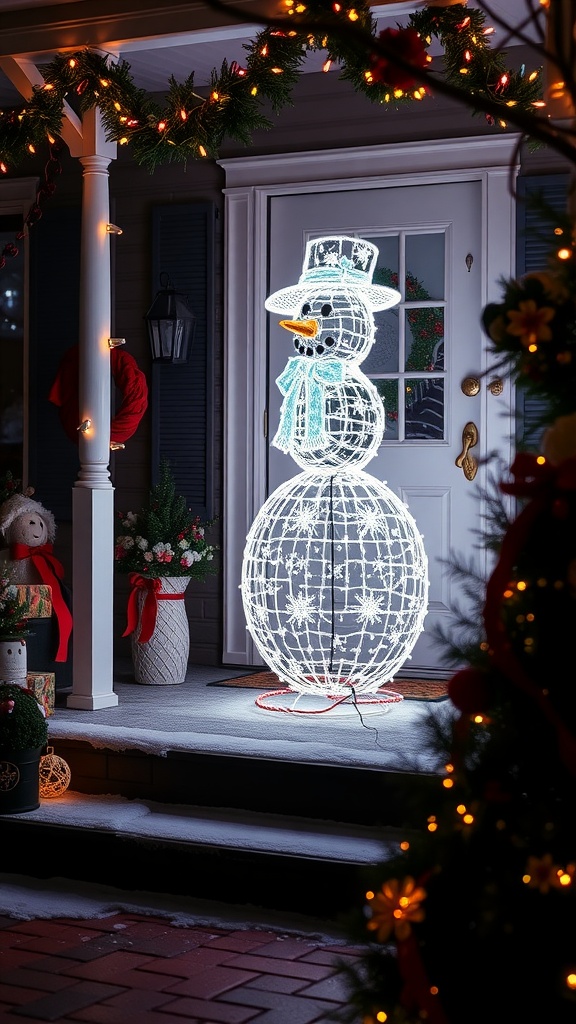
1, 790, 406, 921
46, 738, 439, 826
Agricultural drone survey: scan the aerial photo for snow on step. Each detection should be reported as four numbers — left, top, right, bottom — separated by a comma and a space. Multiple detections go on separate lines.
5, 790, 401, 864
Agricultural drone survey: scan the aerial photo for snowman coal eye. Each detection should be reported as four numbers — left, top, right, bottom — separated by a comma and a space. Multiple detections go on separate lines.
301, 303, 311, 316
321, 303, 332, 317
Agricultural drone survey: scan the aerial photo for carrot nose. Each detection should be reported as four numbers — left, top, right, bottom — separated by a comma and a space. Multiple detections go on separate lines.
279, 318, 319, 338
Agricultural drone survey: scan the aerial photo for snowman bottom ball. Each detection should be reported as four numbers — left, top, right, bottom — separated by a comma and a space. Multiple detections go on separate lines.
241, 469, 429, 695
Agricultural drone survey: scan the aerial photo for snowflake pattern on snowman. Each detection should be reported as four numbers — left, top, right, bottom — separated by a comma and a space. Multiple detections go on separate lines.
241, 235, 429, 699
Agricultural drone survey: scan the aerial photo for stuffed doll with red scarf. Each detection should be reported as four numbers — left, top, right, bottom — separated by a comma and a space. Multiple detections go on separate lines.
0, 493, 72, 662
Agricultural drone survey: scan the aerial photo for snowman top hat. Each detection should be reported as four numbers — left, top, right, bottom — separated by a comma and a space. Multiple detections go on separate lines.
0, 493, 56, 543
265, 235, 401, 314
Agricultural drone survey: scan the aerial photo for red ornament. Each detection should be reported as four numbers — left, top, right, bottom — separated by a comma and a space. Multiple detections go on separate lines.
447, 667, 492, 714
370, 28, 429, 90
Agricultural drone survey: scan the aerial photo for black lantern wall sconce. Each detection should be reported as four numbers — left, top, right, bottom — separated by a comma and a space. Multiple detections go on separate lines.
144, 272, 196, 364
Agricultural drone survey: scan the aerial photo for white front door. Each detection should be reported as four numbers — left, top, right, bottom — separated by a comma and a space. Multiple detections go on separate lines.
264, 182, 501, 676
219, 138, 519, 673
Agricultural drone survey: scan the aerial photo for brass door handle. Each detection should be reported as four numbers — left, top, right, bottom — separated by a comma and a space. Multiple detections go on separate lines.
455, 421, 478, 481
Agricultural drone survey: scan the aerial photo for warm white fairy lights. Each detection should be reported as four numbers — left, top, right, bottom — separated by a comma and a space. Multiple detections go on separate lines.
241, 235, 429, 698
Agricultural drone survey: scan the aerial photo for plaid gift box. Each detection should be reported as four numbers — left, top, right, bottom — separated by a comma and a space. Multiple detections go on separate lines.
15, 585, 53, 619
25, 671, 55, 717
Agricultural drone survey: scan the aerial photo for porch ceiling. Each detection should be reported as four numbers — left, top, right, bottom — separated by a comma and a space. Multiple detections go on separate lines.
0, 0, 531, 106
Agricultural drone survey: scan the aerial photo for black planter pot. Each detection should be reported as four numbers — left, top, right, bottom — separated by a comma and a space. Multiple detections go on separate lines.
0, 747, 42, 813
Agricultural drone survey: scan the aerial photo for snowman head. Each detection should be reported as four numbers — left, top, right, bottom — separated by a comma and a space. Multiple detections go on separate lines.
0, 494, 56, 548
266, 236, 400, 364
279, 287, 378, 363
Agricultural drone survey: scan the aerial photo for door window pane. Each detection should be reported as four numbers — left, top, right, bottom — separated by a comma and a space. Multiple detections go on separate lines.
372, 235, 399, 283
405, 308, 444, 372
405, 234, 445, 299
366, 306, 399, 374
405, 377, 445, 439
373, 380, 399, 441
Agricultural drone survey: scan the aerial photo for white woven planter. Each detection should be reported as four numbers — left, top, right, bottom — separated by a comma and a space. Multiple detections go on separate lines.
131, 576, 191, 685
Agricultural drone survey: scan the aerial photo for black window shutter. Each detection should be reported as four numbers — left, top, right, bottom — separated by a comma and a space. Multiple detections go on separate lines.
150, 202, 216, 521
515, 174, 570, 449
28, 203, 82, 520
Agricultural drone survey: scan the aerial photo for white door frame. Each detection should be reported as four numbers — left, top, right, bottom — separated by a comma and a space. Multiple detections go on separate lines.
218, 136, 520, 667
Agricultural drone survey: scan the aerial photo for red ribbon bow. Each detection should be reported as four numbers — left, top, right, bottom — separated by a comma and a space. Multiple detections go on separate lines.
11, 542, 73, 662
123, 574, 185, 644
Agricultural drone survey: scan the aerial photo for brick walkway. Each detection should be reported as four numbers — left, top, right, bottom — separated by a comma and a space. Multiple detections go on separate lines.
0, 912, 365, 1022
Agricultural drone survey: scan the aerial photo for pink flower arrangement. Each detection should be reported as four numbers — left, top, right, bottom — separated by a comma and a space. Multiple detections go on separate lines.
114, 461, 218, 581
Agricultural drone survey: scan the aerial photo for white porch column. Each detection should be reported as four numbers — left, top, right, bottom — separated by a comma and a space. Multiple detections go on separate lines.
67, 108, 118, 710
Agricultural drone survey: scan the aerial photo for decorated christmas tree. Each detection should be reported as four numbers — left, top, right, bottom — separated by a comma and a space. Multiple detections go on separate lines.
331, 186, 576, 1024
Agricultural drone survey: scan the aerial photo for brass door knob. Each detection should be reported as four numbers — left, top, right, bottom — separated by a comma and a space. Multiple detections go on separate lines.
461, 376, 480, 397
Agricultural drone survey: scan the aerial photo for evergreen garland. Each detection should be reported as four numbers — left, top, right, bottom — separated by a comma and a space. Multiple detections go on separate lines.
0, 2, 543, 173
409, 3, 542, 126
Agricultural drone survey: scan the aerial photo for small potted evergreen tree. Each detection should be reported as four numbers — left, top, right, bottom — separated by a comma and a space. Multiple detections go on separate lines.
114, 460, 218, 685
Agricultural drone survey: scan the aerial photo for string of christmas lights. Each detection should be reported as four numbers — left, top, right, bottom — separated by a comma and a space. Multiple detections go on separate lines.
0, 1, 543, 173
0, 139, 64, 268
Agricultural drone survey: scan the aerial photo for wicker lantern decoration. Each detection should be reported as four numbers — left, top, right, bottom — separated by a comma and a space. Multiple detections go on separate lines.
39, 746, 71, 798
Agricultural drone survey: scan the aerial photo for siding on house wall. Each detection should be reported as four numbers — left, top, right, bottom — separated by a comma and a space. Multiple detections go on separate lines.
15, 60, 576, 669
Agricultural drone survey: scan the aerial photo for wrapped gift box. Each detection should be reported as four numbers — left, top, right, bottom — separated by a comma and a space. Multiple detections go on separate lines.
21, 582, 72, 693
26, 670, 55, 717
15, 585, 52, 619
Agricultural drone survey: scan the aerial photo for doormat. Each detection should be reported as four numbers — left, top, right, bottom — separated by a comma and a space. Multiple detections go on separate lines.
209, 672, 449, 702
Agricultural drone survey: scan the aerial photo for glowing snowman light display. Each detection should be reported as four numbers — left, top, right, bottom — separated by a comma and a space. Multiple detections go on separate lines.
241, 236, 429, 698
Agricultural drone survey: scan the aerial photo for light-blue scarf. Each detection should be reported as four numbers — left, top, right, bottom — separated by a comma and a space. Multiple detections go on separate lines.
273, 356, 345, 452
